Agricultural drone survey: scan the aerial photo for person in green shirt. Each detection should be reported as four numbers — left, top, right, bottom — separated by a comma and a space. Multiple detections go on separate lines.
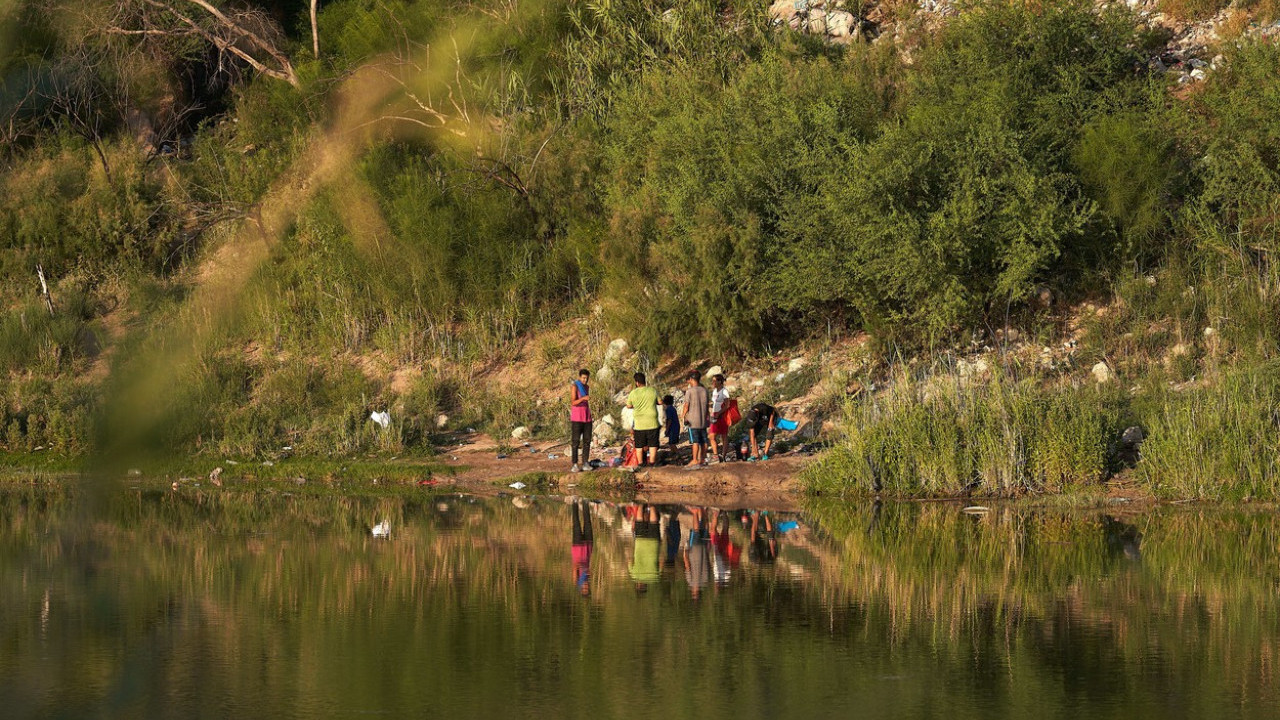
629, 504, 661, 592
626, 372, 662, 467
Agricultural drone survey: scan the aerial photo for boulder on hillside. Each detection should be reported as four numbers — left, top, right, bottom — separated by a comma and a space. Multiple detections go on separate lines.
1091, 362, 1115, 384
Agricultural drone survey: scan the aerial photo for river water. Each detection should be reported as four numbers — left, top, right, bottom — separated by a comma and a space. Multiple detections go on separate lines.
2, 484, 1278, 718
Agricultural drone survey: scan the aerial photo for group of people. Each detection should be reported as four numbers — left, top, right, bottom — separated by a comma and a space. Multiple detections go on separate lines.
569, 368, 785, 473
571, 499, 784, 598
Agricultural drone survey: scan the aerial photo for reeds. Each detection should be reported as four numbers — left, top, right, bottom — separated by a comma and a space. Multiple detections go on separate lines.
804, 370, 1122, 497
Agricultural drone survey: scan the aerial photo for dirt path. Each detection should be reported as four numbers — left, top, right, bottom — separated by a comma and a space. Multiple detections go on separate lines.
437, 433, 810, 511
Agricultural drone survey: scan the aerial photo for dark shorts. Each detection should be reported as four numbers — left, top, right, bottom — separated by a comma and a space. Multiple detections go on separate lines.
634, 428, 660, 449
687, 427, 708, 445
752, 423, 775, 441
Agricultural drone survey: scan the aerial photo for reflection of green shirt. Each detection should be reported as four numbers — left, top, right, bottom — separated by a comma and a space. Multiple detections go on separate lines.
629, 538, 660, 583
627, 386, 660, 431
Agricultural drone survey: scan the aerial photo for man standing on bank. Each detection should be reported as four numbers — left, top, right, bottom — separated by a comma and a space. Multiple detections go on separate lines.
682, 371, 710, 468
626, 372, 662, 468
569, 369, 593, 473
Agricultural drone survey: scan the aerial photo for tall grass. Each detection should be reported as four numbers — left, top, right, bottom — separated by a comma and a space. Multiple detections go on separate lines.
804, 370, 1123, 497
1136, 367, 1280, 499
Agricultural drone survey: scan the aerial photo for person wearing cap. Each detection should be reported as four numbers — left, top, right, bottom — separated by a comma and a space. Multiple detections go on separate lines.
681, 370, 710, 468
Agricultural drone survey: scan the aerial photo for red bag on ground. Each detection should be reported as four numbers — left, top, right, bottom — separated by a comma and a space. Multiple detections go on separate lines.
622, 438, 641, 467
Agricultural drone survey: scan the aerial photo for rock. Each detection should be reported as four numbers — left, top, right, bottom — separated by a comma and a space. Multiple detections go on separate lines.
826, 10, 855, 36
786, 357, 807, 373
752, 380, 765, 388
620, 406, 635, 430
1203, 327, 1217, 339
805, 9, 828, 33
768, 0, 797, 22
957, 357, 990, 378
601, 413, 615, 426
604, 338, 629, 364
1004, 328, 1020, 343
1121, 426, 1145, 447
775, 372, 788, 382
435, 413, 449, 429
1035, 286, 1054, 308
706, 365, 724, 379
1091, 362, 1115, 384
511, 426, 531, 440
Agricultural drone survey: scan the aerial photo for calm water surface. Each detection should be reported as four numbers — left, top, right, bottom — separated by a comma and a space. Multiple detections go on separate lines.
3, 484, 1279, 719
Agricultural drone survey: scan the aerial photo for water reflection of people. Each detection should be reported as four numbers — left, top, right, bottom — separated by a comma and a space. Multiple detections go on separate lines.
662, 507, 682, 570
684, 507, 711, 600
629, 504, 661, 592
710, 509, 740, 587
1103, 515, 1142, 562
572, 499, 593, 596
748, 510, 778, 565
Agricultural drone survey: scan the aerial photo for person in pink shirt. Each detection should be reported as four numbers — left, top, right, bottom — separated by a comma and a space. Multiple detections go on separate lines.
571, 499, 593, 596
569, 369, 593, 472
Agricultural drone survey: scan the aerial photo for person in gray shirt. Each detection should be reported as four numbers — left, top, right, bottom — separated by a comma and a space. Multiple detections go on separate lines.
681, 371, 710, 468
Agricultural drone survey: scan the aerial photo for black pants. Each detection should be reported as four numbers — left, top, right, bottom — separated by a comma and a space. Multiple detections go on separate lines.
571, 420, 592, 465
572, 501, 593, 545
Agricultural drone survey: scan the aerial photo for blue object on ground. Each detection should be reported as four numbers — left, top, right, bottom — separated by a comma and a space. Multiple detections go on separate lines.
776, 418, 798, 431
777, 520, 799, 533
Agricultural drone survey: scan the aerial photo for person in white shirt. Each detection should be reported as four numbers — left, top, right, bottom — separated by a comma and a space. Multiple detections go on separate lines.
708, 374, 732, 463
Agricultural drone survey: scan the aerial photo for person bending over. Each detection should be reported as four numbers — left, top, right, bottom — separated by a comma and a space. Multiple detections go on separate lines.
744, 402, 777, 461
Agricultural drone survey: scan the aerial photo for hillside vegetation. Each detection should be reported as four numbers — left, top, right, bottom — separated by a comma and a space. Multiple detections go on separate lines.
3, 0, 1280, 496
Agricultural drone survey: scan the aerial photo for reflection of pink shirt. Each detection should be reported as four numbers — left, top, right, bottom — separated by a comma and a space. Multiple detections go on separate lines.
570, 381, 592, 423
572, 543, 591, 564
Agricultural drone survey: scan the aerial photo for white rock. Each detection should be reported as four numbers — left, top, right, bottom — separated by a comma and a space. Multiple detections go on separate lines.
706, 365, 724, 379
435, 413, 449, 429
511, 426, 531, 440
601, 413, 615, 426
604, 338, 629, 364
957, 357, 989, 378
1203, 327, 1217, 338
787, 357, 807, 373
826, 10, 855, 36
768, 0, 797, 22
775, 373, 788, 382
1091, 362, 1115, 384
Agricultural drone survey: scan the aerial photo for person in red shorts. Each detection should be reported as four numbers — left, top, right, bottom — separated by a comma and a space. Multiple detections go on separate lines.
708, 373, 733, 463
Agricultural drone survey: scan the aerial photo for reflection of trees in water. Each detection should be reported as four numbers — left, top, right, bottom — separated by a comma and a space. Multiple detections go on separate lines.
3, 487, 1280, 714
